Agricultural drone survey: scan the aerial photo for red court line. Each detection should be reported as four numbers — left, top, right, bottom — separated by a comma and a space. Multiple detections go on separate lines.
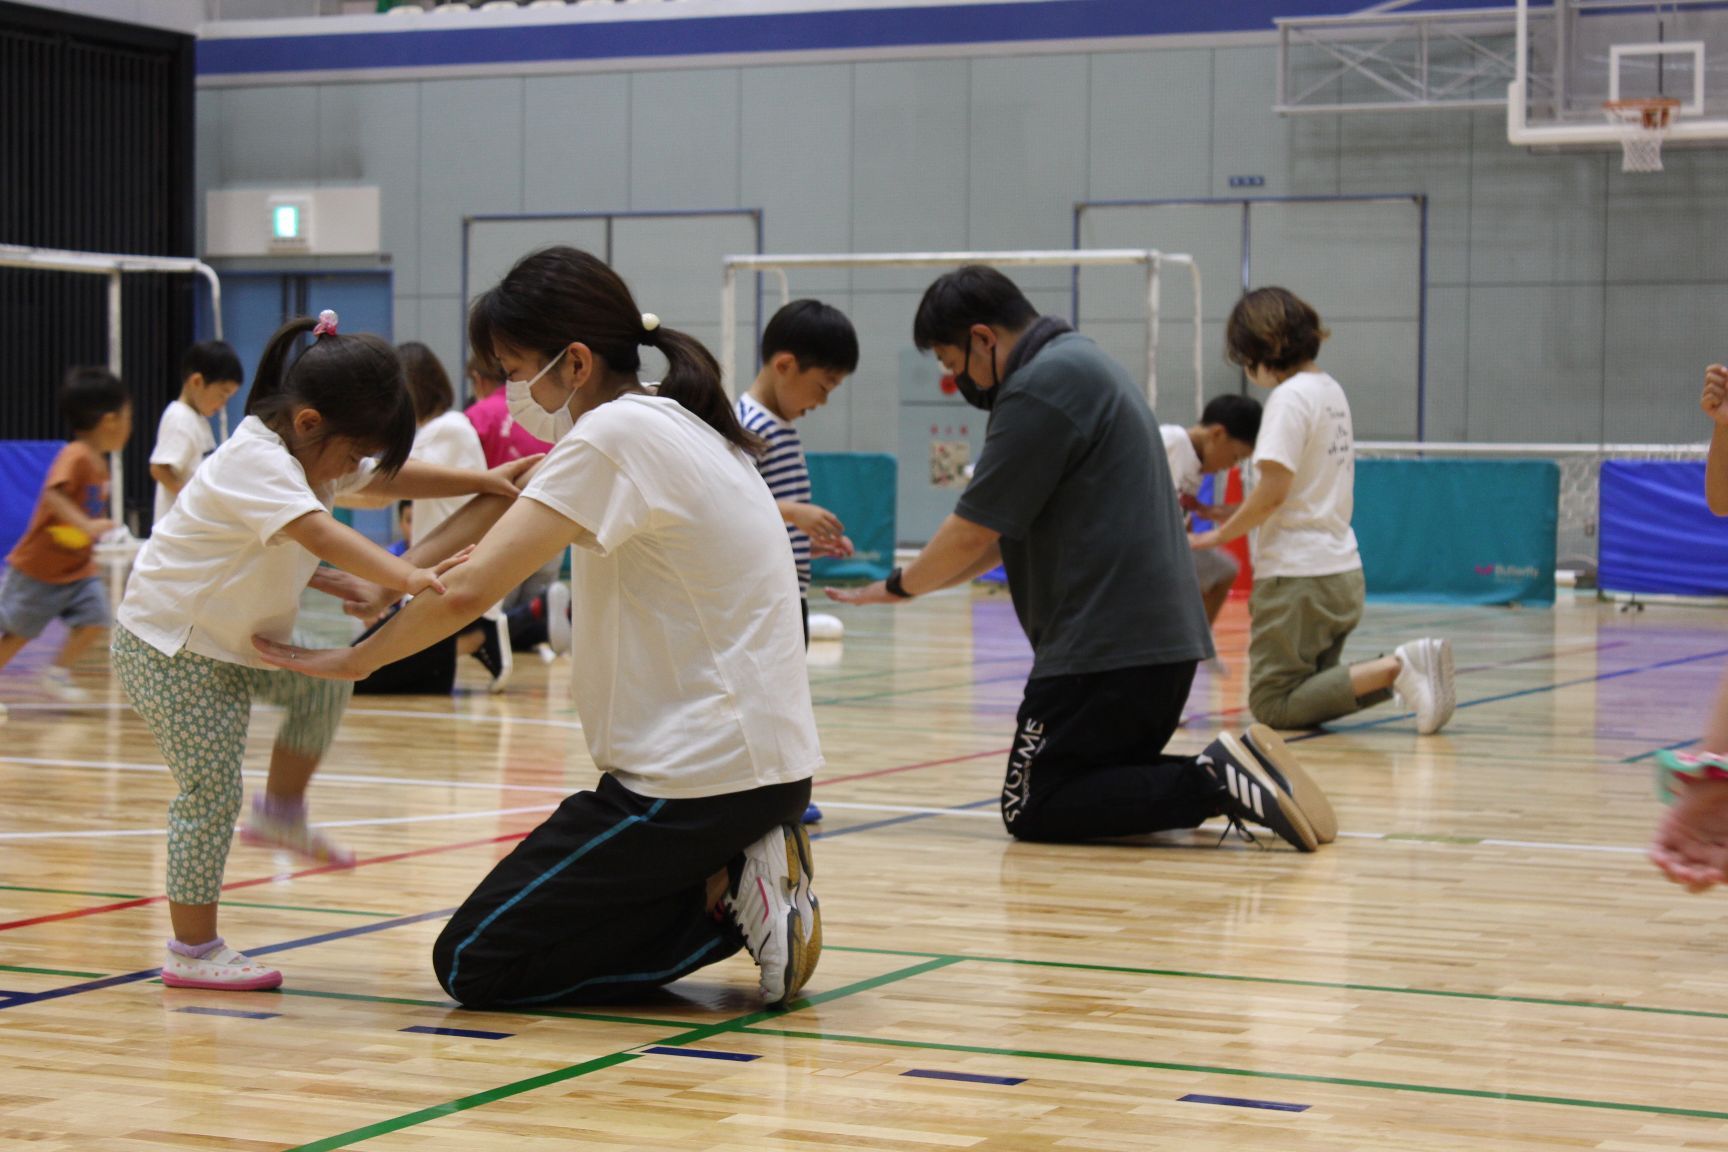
0, 831, 531, 934
3, 744, 1022, 934
815, 747, 1012, 788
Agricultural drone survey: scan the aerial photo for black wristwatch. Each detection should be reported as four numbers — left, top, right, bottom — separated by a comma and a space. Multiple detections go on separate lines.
885, 567, 913, 599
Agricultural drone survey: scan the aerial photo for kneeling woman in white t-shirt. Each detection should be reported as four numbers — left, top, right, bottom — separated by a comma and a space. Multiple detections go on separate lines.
1191, 287, 1457, 736
258, 247, 824, 1008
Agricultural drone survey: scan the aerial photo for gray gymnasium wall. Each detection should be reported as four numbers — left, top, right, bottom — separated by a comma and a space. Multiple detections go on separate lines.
195, 42, 1728, 466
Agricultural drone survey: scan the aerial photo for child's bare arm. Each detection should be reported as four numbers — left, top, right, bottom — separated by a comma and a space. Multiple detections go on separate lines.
149, 463, 185, 497
1703, 365, 1728, 514
1194, 463, 1292, 548
40, 486, 113, 537
279, 509, 460, 597
779, 500, 844, 543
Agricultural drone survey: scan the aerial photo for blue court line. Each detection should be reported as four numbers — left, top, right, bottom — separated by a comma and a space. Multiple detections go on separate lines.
176, 1005, 282, 1020
903, 1068, 1025, 1086
643, 1045, 760, 1062
0, 907, 458, 1012
1291, 645, 1728, 744
812, 797, 998, 841
1624, 738, 1700, 764
1180, 1092, 1310, 1112
401, 1025, 512, 1040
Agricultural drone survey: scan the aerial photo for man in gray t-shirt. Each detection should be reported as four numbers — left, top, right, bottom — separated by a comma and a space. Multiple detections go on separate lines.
831, 266, 1334, 853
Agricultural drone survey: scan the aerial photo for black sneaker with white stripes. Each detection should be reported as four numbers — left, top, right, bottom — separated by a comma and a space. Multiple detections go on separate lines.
1196, 733, 1319, 853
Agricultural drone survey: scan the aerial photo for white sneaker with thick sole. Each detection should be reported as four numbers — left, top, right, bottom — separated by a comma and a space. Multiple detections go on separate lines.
39, 668, 90, 703
161, 943, 283, 991
723, 821, 820, 1006
1393, 637, 1456, 735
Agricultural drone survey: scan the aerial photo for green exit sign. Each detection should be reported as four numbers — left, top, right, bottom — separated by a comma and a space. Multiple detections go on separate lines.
272, 203, 301, 240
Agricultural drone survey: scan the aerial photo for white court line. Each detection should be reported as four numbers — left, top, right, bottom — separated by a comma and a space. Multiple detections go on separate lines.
1, 700, 583, 731
0, 804, 559, 842
1334, 830, 1644, 856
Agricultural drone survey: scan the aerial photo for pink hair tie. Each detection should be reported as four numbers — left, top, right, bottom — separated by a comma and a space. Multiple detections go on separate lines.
312, 309, 339, 337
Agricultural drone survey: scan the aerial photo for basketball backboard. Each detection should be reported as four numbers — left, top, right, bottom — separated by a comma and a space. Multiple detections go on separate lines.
1512, 0, 1728, 151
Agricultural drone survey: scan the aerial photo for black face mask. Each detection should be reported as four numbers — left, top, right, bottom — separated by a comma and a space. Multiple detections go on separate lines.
953, 340, 995, 411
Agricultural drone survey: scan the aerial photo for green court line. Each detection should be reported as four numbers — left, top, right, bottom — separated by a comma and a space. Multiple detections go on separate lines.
736, 1025, 1728, 1123
286, 1051, 643, 1152
0, 962, 107, 979
275, 986, 700, 1031
0, 882, 143, 900
824, 946, 1728, 1023
283, 956, 959, 1151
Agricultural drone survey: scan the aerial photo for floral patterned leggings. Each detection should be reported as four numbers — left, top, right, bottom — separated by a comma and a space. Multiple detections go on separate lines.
112, 626, 353, 904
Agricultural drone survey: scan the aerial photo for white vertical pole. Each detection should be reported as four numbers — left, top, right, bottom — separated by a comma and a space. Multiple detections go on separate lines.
1188, 259, 1205, 421
721, 263, 738, 399
107, 269, 126, 535
1144, 257, 1161, 413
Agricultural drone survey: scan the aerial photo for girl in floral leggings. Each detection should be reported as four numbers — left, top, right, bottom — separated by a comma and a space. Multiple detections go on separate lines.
114, 310, 520, 991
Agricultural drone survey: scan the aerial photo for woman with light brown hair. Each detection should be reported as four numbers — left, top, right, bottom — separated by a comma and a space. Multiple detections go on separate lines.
1191, 287, 1456, 735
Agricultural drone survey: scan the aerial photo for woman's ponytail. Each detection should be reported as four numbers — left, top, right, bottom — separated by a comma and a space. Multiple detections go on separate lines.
652, 326, 764, 457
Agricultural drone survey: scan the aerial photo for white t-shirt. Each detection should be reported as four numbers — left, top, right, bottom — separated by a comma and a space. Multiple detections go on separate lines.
520, 393, 821, 800
149, 399, 216, 525
119, 415, 375, 667
1160, 424, 1203, 498
1250, 370, 1361, 579
409, 410, 487, 542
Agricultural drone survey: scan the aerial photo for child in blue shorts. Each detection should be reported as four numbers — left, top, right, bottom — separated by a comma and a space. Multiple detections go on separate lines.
0, 366, 133, 715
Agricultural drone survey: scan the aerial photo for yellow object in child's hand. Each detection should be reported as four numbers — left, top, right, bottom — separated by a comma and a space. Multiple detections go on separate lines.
47, 524, 91, 550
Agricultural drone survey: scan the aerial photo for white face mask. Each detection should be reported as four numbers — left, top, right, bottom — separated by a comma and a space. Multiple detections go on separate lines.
503, 348, 574, 443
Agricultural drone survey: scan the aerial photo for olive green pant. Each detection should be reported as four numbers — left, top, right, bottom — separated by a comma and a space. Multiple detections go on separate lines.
1247, 569, 1391, 730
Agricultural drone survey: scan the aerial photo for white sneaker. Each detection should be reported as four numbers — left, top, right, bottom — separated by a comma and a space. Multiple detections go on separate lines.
723, 822, 820, 1006
39, 667, 89, 703
161, 941, 283, 991
1393, 638, 1456, 735
546, 582, 572, 657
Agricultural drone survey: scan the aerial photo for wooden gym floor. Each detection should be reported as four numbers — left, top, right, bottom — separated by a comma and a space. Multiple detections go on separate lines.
4, 585, 1728, 1150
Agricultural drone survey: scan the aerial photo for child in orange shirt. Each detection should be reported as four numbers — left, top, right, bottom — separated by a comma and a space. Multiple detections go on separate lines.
0, 366, 132, 715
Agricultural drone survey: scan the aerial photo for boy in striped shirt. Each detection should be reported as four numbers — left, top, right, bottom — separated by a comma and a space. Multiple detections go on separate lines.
738, 300, 859, 824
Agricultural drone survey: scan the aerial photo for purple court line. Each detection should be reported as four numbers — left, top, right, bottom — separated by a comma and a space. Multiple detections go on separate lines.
0, 907, 458, 1013
401, 1025, 512, 1040
1291, 644, 1728, 744
643, 1045, 760, 1062
903, 1068, 1024, 1086
1180, 1092, 1309, 1112
1178, 641, 1625, 731
176, 1005, 281, 1020
813, 797, 998, 841
1624, 738, 1700, 764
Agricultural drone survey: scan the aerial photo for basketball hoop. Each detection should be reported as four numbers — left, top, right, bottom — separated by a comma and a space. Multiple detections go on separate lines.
1604, 97, 1682, 173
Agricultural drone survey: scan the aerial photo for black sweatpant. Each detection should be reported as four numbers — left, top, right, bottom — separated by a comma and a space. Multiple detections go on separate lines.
432, 773, 812, 1008
1001, 661, 1221, 842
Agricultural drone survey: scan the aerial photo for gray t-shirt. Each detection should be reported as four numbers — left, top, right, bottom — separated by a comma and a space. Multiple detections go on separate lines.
956, 331, 1214, 678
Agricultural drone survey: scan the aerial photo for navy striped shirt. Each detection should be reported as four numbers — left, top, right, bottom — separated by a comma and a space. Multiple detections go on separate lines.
737, 393, 812, 594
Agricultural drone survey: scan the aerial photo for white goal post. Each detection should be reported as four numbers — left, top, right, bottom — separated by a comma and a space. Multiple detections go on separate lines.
720, 249, 1204, 417
0, 244, 226, 543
